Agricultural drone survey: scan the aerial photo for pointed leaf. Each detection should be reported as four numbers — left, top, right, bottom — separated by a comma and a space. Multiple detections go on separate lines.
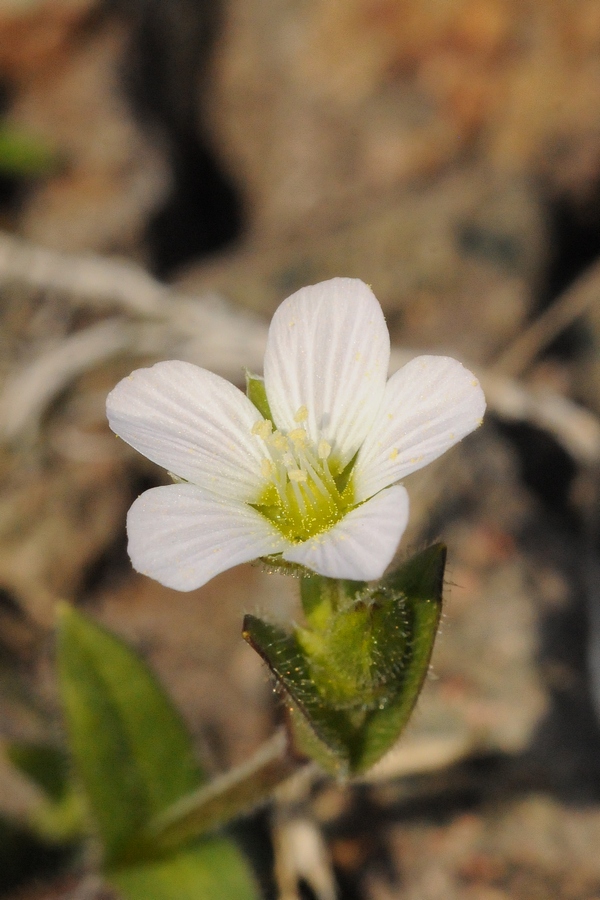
108, 837, 259, 900
285, 702, 347, 777
6, 742, 70, 802
349, 544, 446, 771
244, 545, 446, 775
6, 740, 86, 845
380, 542, 447, 605
141, 731, 295, 853
56, 605, 203, 865
242, 615, 354, 773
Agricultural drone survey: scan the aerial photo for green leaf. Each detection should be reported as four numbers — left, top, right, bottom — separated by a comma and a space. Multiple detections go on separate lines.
352, 544, 446, 771
140, 731, 295, 854
244, 545, 446, 776
244, 371, 273, 422
0, 125, 58, 176
6, 742, 70, 802
380, 542, 446, 604
108, 837, 259, 900
285, 702, 345, 777
6, 740, 86, 844
242, 615, 354, 772
56, 605, 203, 866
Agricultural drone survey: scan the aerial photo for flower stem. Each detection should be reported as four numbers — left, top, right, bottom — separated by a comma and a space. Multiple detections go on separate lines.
134, 729, 304, 858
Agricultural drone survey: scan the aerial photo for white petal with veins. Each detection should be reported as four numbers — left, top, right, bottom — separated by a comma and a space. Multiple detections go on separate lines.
353, 356, 486, 502
107, 360, 268, 503
126, 483, 290, 591
264, 278, 389, 472
284, 485, 409, 581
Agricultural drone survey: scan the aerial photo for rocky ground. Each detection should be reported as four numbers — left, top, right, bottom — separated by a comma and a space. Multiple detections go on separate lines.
2, 1, 600, 898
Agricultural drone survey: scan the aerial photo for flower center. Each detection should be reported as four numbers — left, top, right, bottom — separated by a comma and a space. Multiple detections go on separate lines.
251, 406, 354, 543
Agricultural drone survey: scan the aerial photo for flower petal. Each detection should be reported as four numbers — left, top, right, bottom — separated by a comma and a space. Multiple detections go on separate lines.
283, 485, 409, 581
353, 356, 486, 501
127, 484, 290, 591
263, 278, 389, 471
107, 360, 269, 502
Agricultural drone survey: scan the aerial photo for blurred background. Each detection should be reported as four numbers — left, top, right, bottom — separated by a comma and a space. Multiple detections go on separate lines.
2, 0, 600, 897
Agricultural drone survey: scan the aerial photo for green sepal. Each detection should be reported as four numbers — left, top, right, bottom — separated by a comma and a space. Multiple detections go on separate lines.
244, 544, 446, 776
56, 604, 203, 866
244, 370, 273, 422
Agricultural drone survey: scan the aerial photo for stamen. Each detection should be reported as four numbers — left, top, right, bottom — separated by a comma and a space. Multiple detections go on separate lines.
288, 469, 308, 483
294, 405, 308, 423
290, 478, 307, 515
319, 454, 338, 491
296, 449, 329, 498
252, 419, 272, 439
271, 469, 287, 504
288, 428, 308, 445
270, 433, 289, 452
318, 440, 331, 459
252, 405, 351, 543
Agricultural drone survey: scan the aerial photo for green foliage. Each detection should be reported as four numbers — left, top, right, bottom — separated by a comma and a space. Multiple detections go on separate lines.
141, 731, 291, 855
244, 544, 446, 776
7, 742, 70, 802
0, 124, 58, 176
6, 741, 85, 844
57, 604, 202, 865
108, 839, 259, 900
56, 605, 260, 900
8, 545, 446, 897
243, 616, 353, 772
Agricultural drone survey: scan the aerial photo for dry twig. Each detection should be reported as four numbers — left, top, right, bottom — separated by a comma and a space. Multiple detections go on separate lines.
1, 232, 599, 469
493, 256, 600, 377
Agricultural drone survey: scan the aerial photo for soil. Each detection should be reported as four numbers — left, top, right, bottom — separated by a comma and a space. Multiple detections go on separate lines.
2, 2, 600, 898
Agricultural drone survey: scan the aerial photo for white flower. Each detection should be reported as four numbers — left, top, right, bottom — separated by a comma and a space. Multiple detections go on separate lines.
106, 278, 485, 590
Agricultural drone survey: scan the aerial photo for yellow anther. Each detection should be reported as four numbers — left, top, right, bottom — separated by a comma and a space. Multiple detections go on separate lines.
252, 419, 273, 439
294, 405, 308, 423
288, 428, 308, 445
318, 440, 331, 460
389, 447, 399, 460
288, 469, 308, 483
252, 418, 352, 542
271, 433, 289, 452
